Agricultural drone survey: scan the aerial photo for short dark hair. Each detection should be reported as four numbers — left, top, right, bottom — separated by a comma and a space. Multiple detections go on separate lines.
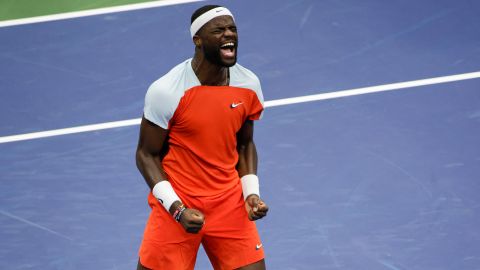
191, 5, 222, 24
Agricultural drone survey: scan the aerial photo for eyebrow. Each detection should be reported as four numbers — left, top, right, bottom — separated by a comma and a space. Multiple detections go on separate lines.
212, 25, 236, 29
210, 22, 236, 29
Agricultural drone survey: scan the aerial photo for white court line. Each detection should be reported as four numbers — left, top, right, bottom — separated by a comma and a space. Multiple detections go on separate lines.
0, 210, 73, 241
0, 0, 205, 28
0, 119, 142, 144
265, 71, 480, 108
0, 71, 479, 144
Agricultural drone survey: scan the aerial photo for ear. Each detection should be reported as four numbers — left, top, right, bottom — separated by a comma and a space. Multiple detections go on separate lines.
193, 36, 201, 47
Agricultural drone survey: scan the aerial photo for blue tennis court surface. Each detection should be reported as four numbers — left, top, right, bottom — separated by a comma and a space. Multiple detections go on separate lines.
1, 0, 480, 269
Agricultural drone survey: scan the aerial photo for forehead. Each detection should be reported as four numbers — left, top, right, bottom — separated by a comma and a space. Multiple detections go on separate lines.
202, 15, 236, 29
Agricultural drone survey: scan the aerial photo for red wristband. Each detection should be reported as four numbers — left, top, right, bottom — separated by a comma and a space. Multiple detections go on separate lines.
172, 204, 186, 222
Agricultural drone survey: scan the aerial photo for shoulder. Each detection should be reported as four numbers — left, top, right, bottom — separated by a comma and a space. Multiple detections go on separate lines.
230, 63, 265, 119
144, 59, 200, 129
229, 63, 262, 93
146, 59, 198, 100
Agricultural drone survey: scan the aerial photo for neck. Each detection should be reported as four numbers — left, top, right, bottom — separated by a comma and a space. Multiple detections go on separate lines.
191, 51, 229, 86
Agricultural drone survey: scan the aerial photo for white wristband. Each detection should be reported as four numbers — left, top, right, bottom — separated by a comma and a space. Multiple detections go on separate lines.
152, 181, 181, 212
240, 174, 260, 200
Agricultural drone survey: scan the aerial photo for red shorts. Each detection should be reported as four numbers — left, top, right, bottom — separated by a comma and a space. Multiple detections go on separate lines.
138, 182, 264, 270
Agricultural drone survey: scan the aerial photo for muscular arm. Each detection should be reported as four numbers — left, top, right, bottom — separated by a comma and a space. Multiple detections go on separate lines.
236, 120, 268, 220
136, 116, 205, 232
136, 116, 169, 190
236, 120, 258, 176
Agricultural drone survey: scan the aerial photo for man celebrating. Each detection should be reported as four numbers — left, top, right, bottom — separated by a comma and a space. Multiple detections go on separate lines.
135, 5, 268, 270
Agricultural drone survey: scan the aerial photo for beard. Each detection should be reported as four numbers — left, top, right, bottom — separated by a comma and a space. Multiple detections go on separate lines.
202, 43, 237, 67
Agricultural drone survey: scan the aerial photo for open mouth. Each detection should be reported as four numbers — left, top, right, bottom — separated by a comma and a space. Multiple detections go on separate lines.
220, 42, 236, 59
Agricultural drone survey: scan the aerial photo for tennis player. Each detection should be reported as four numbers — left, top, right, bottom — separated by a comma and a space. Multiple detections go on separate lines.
135, 5, 268, 270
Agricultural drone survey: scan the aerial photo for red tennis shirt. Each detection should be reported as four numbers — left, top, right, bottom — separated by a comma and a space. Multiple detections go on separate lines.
144, 59, 264, 197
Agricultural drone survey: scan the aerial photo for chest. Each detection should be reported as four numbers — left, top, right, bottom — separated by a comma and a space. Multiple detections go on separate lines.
171, 86, 251, 136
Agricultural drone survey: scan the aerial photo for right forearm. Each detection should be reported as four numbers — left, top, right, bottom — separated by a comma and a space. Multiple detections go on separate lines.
136, 149, 183, 214
136, 149, 168, 190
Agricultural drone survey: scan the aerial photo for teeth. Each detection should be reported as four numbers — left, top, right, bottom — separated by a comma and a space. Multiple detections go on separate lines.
221, 42, 235, 48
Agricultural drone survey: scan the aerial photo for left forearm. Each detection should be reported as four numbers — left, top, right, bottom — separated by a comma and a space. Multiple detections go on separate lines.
236, 139, 258, 177
236, 120, 257, 177
237, 121, 268, 220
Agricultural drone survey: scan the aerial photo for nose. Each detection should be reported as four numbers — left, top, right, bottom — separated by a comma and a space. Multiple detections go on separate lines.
224, 28, 236, 37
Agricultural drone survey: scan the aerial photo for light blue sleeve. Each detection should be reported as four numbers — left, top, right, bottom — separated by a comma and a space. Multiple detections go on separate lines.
143, 80, 177, 129
143, 59, 199, 129
230, 63, 265, 119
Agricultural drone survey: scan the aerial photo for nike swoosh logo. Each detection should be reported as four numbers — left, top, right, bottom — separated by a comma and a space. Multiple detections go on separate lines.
256, 244, 263, 250
231, 102, 243, 108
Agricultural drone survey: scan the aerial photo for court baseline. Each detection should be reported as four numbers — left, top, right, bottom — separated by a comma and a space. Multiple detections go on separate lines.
0, 0, 205, 28
1, 70, 479, 144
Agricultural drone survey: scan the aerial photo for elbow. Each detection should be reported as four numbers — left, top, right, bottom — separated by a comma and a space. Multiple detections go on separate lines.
236, 143, 246, 154
135, 148, 145, 171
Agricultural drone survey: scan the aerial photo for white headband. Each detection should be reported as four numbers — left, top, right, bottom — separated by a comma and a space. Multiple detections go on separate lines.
190, 7, 234, 38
